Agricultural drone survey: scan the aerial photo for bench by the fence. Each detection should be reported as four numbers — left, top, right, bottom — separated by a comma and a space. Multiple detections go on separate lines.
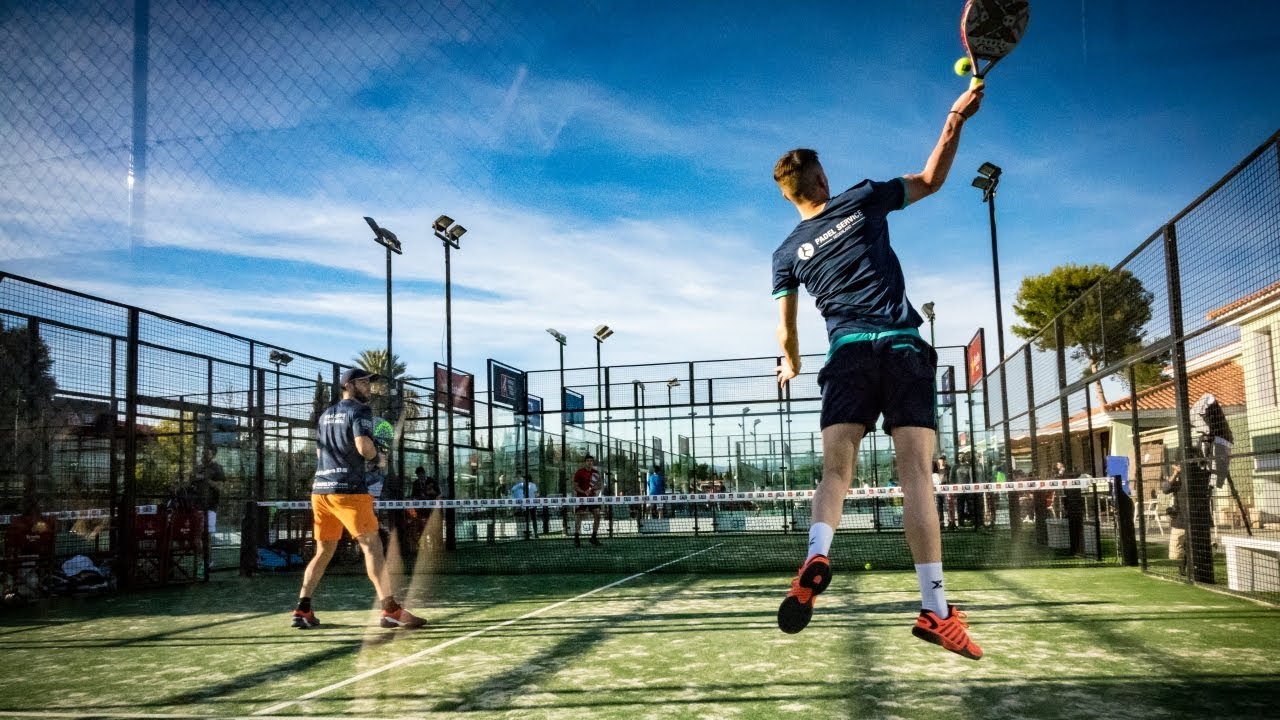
1222, 534, 1280, 592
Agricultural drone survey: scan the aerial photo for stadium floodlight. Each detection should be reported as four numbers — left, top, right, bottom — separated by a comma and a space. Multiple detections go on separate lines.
547, 327, 568, 494
268, 350, 293, 367
594, 325, 613, 342
972, 161, 1014, 477
364, 216, 400, 475
593, 324, 613, 481
364, 216, 402, 254
433, 211, 470, 550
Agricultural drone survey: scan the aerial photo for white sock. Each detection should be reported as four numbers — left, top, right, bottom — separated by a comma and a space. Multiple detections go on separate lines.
806, 522, 834, 562
915, 562, 948, 616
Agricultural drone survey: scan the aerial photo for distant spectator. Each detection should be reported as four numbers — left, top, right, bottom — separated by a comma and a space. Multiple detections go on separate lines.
189, 446, 225, 534
1162, 463, 1188, 574
647, 466, 665, 519
511, 475, 538, 538
571, 455, 602, 547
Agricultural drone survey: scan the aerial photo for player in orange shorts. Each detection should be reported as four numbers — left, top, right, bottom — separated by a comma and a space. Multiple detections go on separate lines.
291, 367, 424, 630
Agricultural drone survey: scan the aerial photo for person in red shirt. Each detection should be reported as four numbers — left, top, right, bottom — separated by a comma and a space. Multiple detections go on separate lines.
571, 455, 602, 547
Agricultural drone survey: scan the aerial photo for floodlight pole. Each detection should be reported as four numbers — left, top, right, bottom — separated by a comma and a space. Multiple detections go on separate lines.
434, 215, 465, 550
975, 164, 1014, 478
547, 329, 567, 496
666, 379, 679, 475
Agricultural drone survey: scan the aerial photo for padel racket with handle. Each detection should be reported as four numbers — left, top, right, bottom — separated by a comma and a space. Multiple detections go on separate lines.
956, 0, 1030, 88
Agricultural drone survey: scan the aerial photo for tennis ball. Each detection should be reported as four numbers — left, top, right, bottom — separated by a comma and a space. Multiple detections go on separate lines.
954, 57, 972, 76
864, 562, 873, 571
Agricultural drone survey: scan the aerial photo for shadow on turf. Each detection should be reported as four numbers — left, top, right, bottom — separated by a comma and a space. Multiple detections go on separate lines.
79, 675, 1267, 717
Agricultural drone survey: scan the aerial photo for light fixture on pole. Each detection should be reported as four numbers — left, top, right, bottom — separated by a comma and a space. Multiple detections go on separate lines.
432, 214, 467, 551
632, 380, 646, 481
546, 328, 568, 495
364, 217, 402, 378
971, 161, 1013, 476
921, 302, 936, 347
751, 418, 761, 487
593, 324, 612, 461
268, 350, 293, 495
737, 407, 750, 491
666, 378, 680, 475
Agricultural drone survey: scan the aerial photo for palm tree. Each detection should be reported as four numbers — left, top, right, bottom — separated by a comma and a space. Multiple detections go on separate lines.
352, 348, 426, 434
353, 349, 406, 382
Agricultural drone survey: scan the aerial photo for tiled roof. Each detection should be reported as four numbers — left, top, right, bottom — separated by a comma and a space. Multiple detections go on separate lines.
1104, 358, 1244, 413
1206, 280, 1280, 320
1019, 359, 1244, 442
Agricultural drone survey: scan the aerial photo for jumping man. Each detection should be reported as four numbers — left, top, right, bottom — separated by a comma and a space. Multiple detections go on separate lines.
771, 86, 985, 659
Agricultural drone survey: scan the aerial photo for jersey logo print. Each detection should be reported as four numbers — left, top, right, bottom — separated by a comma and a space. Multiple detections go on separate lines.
797, 243, 816, 260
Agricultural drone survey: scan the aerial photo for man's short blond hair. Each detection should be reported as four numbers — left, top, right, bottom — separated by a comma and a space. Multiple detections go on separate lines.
773, 148, 825, 203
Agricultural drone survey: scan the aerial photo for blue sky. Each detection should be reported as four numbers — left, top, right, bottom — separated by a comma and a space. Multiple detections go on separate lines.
2, 0, 1279, 387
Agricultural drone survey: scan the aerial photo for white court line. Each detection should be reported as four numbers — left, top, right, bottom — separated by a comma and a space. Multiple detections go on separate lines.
253, 543, 725, 716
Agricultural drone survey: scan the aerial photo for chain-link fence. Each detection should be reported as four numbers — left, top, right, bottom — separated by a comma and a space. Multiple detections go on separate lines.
976, 130, 1280, 603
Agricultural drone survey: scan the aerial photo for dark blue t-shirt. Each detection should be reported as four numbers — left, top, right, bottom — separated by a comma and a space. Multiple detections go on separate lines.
313, 399, 374, 494
771, 178, 922, 345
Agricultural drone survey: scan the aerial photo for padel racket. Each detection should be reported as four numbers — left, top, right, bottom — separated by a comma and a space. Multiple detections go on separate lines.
955, 0, 1030, 88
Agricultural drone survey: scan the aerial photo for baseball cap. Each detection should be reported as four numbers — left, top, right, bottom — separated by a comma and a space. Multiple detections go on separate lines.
340, 367, 381, 386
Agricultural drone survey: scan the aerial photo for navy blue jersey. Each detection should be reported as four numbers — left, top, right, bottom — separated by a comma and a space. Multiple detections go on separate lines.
313, 399, 374, 494
772, 178, 922, 344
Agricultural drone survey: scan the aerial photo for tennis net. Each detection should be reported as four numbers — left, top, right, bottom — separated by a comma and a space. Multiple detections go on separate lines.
249, 477, 1122, 575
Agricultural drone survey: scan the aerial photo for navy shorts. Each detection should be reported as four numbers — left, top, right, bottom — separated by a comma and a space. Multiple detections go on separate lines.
817, 333, 938, 433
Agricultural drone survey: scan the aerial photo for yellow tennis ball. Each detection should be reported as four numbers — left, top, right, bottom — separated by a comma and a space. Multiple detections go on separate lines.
954, 57, 972, 76
864, 562, 873, 571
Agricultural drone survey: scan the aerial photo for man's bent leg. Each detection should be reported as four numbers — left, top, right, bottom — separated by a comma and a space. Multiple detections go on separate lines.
299, 539, 339, 599
355, 530, 393, 601
293, 539, 338, 629
778, 423, 864, 634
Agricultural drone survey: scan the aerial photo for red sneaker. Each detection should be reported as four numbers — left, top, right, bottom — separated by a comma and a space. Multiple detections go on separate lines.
380, 607, 427, 629
777, 555, 832, 634
291, 609, 320, 629
912, 606, 983, 660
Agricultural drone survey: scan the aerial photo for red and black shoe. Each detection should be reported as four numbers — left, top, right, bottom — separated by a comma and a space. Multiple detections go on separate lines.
912, 605, 983, 660
291, 609, 320, 630
777, 555, 832, 634
380, 607, 427, 629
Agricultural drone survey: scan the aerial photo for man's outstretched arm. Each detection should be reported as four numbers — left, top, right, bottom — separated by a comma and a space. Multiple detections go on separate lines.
903, 87, 985, 205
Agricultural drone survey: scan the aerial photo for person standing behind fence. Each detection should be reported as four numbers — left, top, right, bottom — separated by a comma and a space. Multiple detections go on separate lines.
511, 475, 539, 538
1162, 463, 1188, 575
770, 85, 985, 659
190, 446, 225, 536
647, 466, 665, 519
571, 455, 602, 547
291, 368, 425, 631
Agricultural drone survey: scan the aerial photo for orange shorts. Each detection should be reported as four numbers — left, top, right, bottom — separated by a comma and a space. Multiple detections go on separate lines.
311, 493, 378, 541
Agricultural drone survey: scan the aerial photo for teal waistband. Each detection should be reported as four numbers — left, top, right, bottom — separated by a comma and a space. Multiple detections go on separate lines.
827, 327, 921, 358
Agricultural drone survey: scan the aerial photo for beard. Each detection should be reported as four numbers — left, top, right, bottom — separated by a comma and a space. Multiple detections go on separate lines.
350, 386, 371, 403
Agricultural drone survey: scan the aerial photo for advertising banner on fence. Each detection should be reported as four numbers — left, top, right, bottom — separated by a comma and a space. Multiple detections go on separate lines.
966, 329, 986, 391
527, 394, 543, 430
434, 363, 474, 415
564, 389, 585, 426
489, 360, 526, 410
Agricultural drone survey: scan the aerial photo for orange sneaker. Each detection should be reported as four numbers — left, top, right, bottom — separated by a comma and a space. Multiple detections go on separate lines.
777, 555, 832, 634
912, 605, 982, 660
